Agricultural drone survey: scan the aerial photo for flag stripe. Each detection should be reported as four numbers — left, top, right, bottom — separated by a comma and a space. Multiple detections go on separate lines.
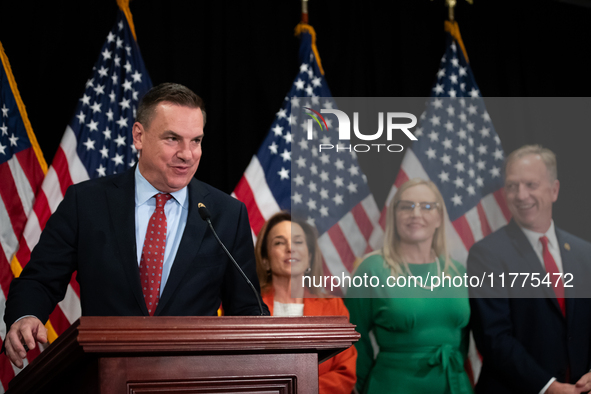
61, 126, 90, 185
0, 243, 13, 299
69, 272, 80, 298
318, 233, 349, 278
15, 148, 45, 195
338, 212, 368, 258
394, 168, 410, 188
41, 167, 64, 214
327, 224, 356, 272
351, 203, 373, 242
444, 214, 469, 265
476, 202, 492, 237
361, 195, 384, 250
452, 214, 476, 250
14, 230, 32, 270
360, 194, 381, 224
30, 192, 52, 242
0, 200, 19, 264
0, 342, 15, 390
51, 147, 74, 198
481, 193, 508, 230
47, 304, 71, 337
59, 284, 82, 323
464, 207, 484, 242
18, 214, 38, 262
7, 156, 34, 216
0, 164, 26, 242
233, 176, 266, 237
493, 189, 511, 222
401, 149, 430, 179
243, 156, 281, 219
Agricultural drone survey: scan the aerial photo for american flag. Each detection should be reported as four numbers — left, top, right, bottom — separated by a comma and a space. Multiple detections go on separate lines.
376, 21, 512, 382
233, 23, 382, 293
0, 40, 48, 391
378, 21, 511, 263
2, 7, 151, 381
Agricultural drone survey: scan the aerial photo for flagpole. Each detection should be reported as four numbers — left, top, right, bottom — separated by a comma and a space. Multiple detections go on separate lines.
443, 0, 470, 62
444, 0, 474, 21
446, 0, 456, 21
301, 0, 309, 23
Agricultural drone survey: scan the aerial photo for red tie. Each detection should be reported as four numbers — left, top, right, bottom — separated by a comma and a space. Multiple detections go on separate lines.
539, 236, 565, 316
140, 193, 173, 315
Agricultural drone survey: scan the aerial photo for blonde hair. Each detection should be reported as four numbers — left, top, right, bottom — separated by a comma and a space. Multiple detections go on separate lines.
382, 178, 455, 277
255, 211, 325, 296
505, 144, 557, 181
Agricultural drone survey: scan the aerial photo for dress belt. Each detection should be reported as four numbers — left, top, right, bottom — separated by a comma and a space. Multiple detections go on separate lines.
380, 343, 469, 394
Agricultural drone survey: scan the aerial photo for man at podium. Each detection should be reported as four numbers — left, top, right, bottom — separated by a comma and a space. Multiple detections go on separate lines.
3, 83, 268, 368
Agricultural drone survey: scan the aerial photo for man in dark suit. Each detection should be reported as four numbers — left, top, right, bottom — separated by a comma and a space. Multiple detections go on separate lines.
468, 145, 591, 394
3, 83, 268, 368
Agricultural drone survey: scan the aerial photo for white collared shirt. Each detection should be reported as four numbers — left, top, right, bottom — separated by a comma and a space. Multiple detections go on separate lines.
135, 167, 189, 296
519, 220, 563, 274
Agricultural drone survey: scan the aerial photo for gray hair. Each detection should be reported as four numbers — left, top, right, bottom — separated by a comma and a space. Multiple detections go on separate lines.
504, 144, 557, 181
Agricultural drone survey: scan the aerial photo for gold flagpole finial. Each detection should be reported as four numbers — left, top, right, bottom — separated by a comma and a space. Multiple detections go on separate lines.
437, 0, 473, 21
446, 0, 457, 21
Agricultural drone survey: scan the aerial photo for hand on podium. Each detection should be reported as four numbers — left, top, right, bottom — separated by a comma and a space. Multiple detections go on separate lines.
5, 316, 47, 368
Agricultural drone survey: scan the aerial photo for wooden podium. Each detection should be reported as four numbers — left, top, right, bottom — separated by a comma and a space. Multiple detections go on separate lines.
7, 316, 359, 393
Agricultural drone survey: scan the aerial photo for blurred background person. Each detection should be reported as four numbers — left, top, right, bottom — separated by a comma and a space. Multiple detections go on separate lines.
255, 211, 357, 394
345, 178, 473, 394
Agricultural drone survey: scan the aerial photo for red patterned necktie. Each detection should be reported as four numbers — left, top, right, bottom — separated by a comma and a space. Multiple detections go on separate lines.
539, 235, 565, 316
140, 193, 173, 315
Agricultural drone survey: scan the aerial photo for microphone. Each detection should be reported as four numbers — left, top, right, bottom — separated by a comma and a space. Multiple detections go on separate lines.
198, 203, 268, 316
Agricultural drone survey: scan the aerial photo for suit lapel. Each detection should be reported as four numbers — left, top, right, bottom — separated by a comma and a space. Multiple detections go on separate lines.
506, 220, 563, 315
107, 168, 149, 315
506, 220, 548, 276
156, 178, 209, 314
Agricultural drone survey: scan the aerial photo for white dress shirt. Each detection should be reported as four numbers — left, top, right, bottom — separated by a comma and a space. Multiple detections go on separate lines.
520, 220, 563, 274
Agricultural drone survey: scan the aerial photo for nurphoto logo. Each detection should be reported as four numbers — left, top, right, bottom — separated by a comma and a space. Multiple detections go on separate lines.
304, 107, 418, 153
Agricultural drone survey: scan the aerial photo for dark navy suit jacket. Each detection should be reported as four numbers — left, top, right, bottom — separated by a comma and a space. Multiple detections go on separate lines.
468, 219, 591, 394
4, 168, 267, 330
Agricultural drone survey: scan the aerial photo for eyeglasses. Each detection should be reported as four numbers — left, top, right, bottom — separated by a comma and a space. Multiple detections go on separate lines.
395, 201, 439, 213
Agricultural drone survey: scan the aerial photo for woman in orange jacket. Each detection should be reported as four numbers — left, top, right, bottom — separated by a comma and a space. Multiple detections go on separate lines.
255, 211, 357, 394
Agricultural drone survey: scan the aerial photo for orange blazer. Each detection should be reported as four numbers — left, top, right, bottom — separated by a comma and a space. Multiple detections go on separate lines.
262, 288, 357, 394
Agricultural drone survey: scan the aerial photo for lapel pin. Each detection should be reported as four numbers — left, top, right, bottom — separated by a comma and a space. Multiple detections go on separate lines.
564, 243, 571, 251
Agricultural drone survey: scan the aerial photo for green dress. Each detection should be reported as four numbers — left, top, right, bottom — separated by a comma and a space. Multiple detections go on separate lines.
344, 254, 474, 394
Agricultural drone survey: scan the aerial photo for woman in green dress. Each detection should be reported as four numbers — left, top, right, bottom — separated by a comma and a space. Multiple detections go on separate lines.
345, 178, 473, 394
